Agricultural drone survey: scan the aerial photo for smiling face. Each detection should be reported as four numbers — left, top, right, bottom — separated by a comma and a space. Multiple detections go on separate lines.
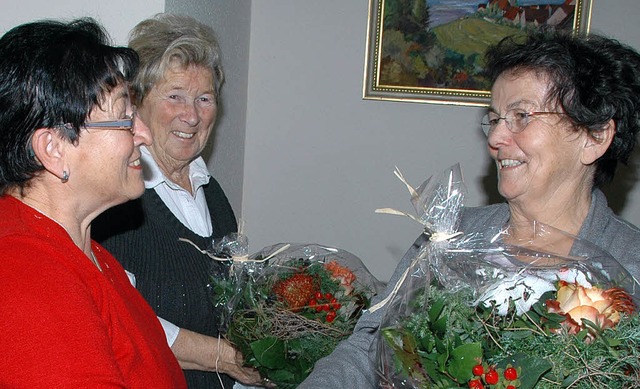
487, 70, 594, 212
69, 84, 152, 213
136, 63, 217, 177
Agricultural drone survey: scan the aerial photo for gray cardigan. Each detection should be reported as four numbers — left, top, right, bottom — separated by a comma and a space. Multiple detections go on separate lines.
299, 189, 640, 388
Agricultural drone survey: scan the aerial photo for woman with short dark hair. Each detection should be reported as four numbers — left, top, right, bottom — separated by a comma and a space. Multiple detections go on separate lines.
0, 18, 186, 388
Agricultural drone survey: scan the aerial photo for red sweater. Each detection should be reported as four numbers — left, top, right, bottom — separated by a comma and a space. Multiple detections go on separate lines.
0, 196, 186, 388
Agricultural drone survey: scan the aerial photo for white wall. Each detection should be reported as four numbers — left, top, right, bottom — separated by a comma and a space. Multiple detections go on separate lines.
0, 0, 163, 45
242, 0, 640, 282
166, 1, 251, 216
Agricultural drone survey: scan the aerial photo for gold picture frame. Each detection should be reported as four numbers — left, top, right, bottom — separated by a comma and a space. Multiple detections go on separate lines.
363, 0, 593, 107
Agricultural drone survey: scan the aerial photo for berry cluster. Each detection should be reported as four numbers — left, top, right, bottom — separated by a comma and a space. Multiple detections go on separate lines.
308, 291, 342, 322
468, 363, 520, 389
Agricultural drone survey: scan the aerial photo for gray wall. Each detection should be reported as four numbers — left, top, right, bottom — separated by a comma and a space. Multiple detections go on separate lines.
241, 0, 640, 282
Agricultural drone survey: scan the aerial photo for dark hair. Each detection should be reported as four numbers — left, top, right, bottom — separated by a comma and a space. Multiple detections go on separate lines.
485, 31, 640, 188
0, 18, 139, 193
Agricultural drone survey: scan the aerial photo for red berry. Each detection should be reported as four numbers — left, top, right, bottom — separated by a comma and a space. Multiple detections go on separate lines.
324, 293, 333, 300
471, 364, 484, 376
308, 299, 317, 307
484, 369, 499, 385
506, 386, 516, 389
468, 379, 484, 389
504, 367, 518, 381
326, 311, 337, 323
315, 291, 323, 300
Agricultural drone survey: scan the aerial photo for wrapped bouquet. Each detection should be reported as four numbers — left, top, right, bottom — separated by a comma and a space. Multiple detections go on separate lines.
375, 165, 640, 388
208, 238, 383, 388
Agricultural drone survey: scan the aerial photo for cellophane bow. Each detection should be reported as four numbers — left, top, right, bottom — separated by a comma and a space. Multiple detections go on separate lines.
375, 164, 639, 389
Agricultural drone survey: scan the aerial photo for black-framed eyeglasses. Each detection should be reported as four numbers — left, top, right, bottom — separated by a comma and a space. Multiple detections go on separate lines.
481, 109, 565, 136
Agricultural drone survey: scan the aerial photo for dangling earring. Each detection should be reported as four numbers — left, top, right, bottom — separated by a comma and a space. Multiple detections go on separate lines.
61, 170, 69, 183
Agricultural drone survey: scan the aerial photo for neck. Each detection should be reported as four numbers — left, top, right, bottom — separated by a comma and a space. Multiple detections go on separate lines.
507, 189, 592, 237
147, 148, 193, 194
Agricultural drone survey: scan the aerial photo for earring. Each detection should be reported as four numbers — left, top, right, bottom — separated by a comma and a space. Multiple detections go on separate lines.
61, 170, 69, 183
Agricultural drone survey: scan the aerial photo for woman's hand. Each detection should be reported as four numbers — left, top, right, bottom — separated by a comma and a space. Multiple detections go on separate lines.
214, 337, 263, 386
170, 327, 263, 385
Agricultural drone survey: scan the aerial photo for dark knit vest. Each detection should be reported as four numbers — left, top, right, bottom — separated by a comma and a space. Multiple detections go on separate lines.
93, 177, 237, 389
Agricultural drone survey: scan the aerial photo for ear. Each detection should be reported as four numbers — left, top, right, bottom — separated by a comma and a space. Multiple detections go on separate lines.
31, 128, 69, 181
580, 119, 615, 165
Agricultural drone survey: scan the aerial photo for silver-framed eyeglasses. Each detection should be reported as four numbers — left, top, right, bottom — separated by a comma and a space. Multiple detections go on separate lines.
84, 112, 135, 133
481, 109, 565, 136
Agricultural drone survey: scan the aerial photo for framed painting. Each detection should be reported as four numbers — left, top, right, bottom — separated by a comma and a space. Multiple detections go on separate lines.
363, 0, 593, 107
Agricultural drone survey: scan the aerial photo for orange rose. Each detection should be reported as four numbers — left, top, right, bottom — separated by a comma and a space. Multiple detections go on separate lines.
546, 281, 635, 335
324, 261, 356, 295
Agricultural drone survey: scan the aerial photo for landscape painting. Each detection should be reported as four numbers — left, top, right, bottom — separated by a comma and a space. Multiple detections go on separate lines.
363, 0, 593, 106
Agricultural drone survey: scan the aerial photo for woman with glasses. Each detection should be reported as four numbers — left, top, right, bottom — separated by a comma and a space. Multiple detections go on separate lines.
299, 30, 640, 389
92, 13, 262, 388
0, 18, 186, 387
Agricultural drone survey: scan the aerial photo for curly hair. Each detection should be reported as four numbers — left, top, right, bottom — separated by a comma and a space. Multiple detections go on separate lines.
484, 31, 640, 187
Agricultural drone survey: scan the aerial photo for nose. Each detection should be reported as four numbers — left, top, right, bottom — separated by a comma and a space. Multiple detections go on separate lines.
487, 117, 513, 148
132, 114, 153, 147
179, 100, 199, 126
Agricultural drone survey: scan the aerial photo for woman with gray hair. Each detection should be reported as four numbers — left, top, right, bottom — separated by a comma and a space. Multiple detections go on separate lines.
94, 13, 261, 388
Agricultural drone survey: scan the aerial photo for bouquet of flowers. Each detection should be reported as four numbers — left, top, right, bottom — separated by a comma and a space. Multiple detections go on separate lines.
375, 164, 640, 388
208, 238, 383, 388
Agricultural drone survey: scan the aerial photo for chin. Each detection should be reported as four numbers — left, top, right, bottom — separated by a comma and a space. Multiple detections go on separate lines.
130, 186, 146, 199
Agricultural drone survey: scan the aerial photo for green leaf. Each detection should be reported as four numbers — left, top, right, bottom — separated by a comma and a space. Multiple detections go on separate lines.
576, 329, 589, 342
562, 374, 580, 387
436, 347, 449, 372
381, 328, 428, 383
429, 298, 445, 323
503, 330, 532, 340
432, 315, 448, 335
498, 353, 551, 389
448, 342, 482, 383
267, 368, 296, 385
250, 337, 286, 369
604, 336, 622, 347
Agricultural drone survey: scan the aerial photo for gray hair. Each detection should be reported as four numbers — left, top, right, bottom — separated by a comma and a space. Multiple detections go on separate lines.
128, 13, 224, 105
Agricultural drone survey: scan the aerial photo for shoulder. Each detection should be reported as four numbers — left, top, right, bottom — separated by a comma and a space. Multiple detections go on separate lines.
203, 175, 228, 198
584, 190, 640, 280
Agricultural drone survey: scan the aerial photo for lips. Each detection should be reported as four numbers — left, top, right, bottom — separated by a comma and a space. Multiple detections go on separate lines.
172, 130, 195, 139
499, 158, 524, 169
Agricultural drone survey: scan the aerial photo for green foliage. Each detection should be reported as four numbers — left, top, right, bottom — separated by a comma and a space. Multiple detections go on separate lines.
381, 286, 640, 388
212, 258, 371, 387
